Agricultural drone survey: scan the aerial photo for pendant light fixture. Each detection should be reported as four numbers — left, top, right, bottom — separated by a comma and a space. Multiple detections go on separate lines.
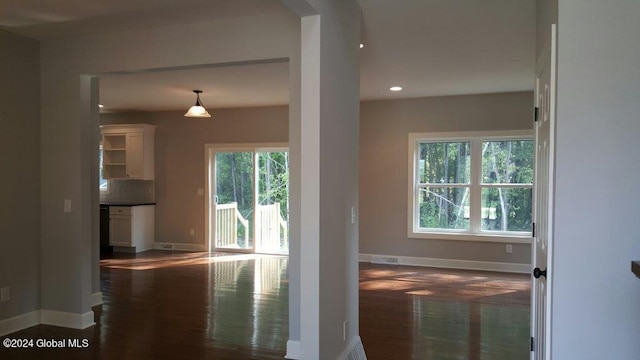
184, 90, 211, 118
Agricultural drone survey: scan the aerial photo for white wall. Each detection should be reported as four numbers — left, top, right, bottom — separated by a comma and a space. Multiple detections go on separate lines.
101, 93, 533, 357
313, 2, 361, 358
101, 91, 534, 271
294, 0, 362, 358
552, 0, 640, 358
536, 0, 558, 60
38, 1, 363, 357
38, 10, 299, 325
0, 29, 41, 327
360, 92, 534, 267
101, 107, 289, 247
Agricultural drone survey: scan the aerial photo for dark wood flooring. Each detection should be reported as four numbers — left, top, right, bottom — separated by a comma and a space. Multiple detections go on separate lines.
0, 251, 530, 360
359, 263, 531, 360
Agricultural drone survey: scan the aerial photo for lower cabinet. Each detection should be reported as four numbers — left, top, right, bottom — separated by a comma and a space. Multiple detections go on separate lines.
109, 205, 154, 252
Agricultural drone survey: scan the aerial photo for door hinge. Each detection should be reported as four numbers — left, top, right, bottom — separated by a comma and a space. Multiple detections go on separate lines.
531, 337, 535, 351
534, 107, 539, 122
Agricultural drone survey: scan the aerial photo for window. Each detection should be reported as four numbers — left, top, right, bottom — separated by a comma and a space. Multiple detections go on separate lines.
409, 131, 533, 242
99, 144, 109, 192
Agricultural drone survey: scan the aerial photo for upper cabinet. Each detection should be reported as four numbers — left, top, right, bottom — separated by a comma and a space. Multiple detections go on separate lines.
101, 124, 155, 180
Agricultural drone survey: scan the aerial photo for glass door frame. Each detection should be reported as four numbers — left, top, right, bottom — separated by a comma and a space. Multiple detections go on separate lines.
205, 143, 289, 254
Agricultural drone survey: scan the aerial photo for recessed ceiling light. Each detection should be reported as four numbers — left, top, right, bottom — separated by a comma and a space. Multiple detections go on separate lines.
390, 86, 403, 92
98, 104, 104, 108
359, 43, 364, 49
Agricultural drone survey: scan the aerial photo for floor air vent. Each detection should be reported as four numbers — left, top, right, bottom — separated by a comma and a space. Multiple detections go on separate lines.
344, 338, 367, 360
160, 244, 174, 250
370, 256, 399, 265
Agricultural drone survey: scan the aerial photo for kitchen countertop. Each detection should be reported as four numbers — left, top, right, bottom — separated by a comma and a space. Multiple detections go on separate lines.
632, 261, 640, 279
100, 202, 156, 207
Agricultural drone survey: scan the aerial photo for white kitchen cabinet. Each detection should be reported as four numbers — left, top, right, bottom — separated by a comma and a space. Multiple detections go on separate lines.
109, 205, 155, 252
101, 124, 155, 180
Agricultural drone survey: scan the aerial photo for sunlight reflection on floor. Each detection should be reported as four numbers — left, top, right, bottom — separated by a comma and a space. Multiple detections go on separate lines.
100, 252, 285, 271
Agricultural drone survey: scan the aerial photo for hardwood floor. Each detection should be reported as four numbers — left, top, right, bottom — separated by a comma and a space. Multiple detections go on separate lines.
359, 263, 531, 360
1, 251, 289, 360
0, 251, 530, 360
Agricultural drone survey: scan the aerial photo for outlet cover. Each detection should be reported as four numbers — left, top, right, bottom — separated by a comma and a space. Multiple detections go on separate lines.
506, 244, 513, 254
1, 287, 10, 302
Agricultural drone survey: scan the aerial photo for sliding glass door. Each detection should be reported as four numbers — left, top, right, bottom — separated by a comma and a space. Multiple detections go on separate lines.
213, 151, 254, 251
255, 151, 289, 254
207, 145, 289, 255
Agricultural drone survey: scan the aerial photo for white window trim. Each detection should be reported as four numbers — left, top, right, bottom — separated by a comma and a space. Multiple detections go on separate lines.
407, 130, 534, 244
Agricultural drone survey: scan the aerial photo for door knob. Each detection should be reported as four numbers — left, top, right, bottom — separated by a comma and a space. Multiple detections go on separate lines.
533, 267, 547, 279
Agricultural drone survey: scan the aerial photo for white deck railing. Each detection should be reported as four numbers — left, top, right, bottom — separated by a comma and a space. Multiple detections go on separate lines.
215, 202, 288, 251
216, 202, 249, 248
256, 203, 288, 252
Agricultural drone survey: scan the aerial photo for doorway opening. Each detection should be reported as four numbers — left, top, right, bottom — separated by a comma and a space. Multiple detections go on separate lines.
206, 144, 289, 255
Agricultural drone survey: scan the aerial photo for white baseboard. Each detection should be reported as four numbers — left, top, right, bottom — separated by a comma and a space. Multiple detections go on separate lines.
0, 311, 41, 337
285, 340, 301, 360
2, 307, 99, 337
81, 311, 95, 329
92, 292, 103, 307
153, 242, 207, 252
359, 253, 530, 273
40, 310, 95, 330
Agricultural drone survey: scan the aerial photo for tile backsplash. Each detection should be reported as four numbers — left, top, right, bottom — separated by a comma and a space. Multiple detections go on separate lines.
100, 180, 155, 204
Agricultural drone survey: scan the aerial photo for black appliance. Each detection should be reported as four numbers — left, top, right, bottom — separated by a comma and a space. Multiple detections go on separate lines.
100, 205, 113, 257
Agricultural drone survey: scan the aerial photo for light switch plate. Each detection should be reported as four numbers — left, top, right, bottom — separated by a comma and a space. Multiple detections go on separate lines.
64, 199, 72, 213
197, 188, 204, 196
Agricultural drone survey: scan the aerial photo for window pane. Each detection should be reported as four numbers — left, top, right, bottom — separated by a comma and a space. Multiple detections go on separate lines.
99, 145, 108, 191
215, 152, 254, 249
257, 151, 289, 254
419, 142, 470, 184
418, 187, 469, 230
481, 187, 532, 232
481, 140, 533, 184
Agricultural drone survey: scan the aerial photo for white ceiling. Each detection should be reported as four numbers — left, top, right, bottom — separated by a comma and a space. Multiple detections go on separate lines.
0, 0, 535, 112
0, 0, 288, 34
99, 61, 291, 112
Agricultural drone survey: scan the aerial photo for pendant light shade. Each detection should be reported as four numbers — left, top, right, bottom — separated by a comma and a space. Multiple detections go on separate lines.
184, 90, 211, 118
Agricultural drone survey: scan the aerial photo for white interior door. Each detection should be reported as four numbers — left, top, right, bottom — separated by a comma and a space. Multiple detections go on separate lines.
531, 24, 556, 360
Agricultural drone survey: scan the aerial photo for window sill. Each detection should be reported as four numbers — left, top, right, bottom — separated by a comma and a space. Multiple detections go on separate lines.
409, 231, 533, 244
